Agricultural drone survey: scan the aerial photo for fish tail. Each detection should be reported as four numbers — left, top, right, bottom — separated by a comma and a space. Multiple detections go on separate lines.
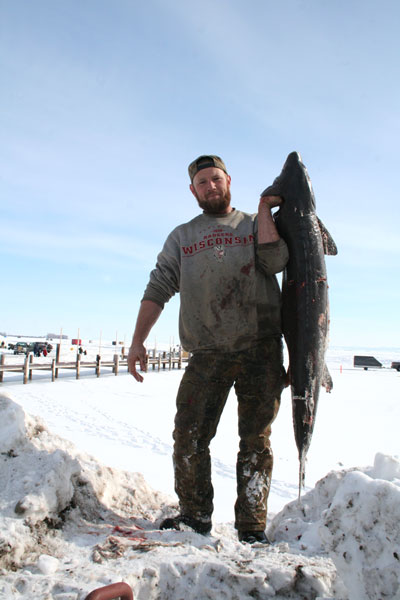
298, 456, 306, 500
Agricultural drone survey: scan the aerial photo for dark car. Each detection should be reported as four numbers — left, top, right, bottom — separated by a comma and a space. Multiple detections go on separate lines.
13, 342, 29, 355
29, 342, 53, 356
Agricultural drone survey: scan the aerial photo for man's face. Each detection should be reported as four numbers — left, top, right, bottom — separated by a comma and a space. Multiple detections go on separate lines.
190, 167, 232, 214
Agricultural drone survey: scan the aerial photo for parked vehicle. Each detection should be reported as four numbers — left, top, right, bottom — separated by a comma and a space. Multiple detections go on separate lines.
11, 341, 53, 356
391, 361, 400, 372
353, 355, 383, 370
27, 342, 53, 356
13, 342, 29, 355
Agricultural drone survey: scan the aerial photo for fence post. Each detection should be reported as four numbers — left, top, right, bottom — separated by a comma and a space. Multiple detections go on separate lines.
28, 353, 34, 380
96, 355, 101, 377
76, 353, 81, 379
158, 353, 161, 371
114, 353, 119, 376
23, 354, 29, 384
0, 354, 5, 383
55, 344, 61, 379
51, 359, 56, 382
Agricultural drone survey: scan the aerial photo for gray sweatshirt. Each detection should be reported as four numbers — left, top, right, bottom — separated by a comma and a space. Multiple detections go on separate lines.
142, 209, 289, 353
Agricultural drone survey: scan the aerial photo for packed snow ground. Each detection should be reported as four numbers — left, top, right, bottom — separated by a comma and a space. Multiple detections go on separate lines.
0, 346, 399, 599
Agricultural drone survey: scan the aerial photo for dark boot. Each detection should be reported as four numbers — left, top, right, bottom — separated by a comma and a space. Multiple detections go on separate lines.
160, 514, 212, 535
238, 530, 270, 545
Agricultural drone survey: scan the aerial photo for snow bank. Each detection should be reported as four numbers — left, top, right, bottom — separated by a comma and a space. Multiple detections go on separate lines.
0, 394, 342, 599
269, 453, 400, 599
320, 454, 400, 600
1, 390, 400, 600
0, 393, 172, 573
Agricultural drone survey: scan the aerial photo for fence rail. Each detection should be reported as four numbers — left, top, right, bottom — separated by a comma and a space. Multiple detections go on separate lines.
0, 346, 189, 384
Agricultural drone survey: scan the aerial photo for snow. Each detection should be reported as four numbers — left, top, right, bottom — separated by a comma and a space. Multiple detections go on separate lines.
0, 346, 399, 599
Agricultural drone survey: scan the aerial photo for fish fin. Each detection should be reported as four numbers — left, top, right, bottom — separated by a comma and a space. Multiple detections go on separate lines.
317, 217, 338, 256
322, 363, 333, 392
261, 184, 282, 198
284, 364, 291, 388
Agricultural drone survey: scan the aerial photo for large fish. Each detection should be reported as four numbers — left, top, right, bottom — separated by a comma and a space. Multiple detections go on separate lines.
261, 151, 337, 493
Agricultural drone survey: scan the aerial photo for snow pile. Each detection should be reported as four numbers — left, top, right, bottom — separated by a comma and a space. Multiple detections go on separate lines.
1, 388, 400, 599
320, 454, 400, 599
269, 454, 400, 599
0, 395, 80, 570
0, 393, 173, 573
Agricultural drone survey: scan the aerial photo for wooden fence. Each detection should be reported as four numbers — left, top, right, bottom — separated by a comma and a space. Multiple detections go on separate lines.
0, 346, 189, 385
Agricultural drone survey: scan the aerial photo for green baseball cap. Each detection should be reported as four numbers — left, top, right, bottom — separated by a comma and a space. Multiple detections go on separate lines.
188, 155, 228, 182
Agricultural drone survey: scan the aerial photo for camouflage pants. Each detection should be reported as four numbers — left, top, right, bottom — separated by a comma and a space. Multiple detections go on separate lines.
173, 338, 286, 532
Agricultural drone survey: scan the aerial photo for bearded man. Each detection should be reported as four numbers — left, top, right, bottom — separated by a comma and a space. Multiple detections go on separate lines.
128, 155, 289, 544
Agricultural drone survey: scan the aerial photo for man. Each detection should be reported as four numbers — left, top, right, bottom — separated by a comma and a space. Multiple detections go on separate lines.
128, 155, 289, 544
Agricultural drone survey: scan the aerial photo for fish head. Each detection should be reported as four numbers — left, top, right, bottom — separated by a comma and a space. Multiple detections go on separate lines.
279, 152, 317, 215
262, 151, 317, 217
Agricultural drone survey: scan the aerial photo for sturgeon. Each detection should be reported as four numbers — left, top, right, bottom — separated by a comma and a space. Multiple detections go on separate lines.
261, 151, 337, 493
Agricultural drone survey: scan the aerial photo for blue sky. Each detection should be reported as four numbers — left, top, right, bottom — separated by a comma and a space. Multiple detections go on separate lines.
1, 0, 399, 348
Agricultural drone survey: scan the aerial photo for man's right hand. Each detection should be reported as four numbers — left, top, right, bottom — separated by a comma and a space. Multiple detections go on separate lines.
127, 342, 147, 383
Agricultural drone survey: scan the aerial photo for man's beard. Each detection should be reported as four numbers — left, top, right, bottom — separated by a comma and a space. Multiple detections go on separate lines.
194, 188, 232, 214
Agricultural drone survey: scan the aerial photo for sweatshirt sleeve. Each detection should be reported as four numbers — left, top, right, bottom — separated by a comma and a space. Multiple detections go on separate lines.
141, 229, 181, 308
256, 238, 289, 275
